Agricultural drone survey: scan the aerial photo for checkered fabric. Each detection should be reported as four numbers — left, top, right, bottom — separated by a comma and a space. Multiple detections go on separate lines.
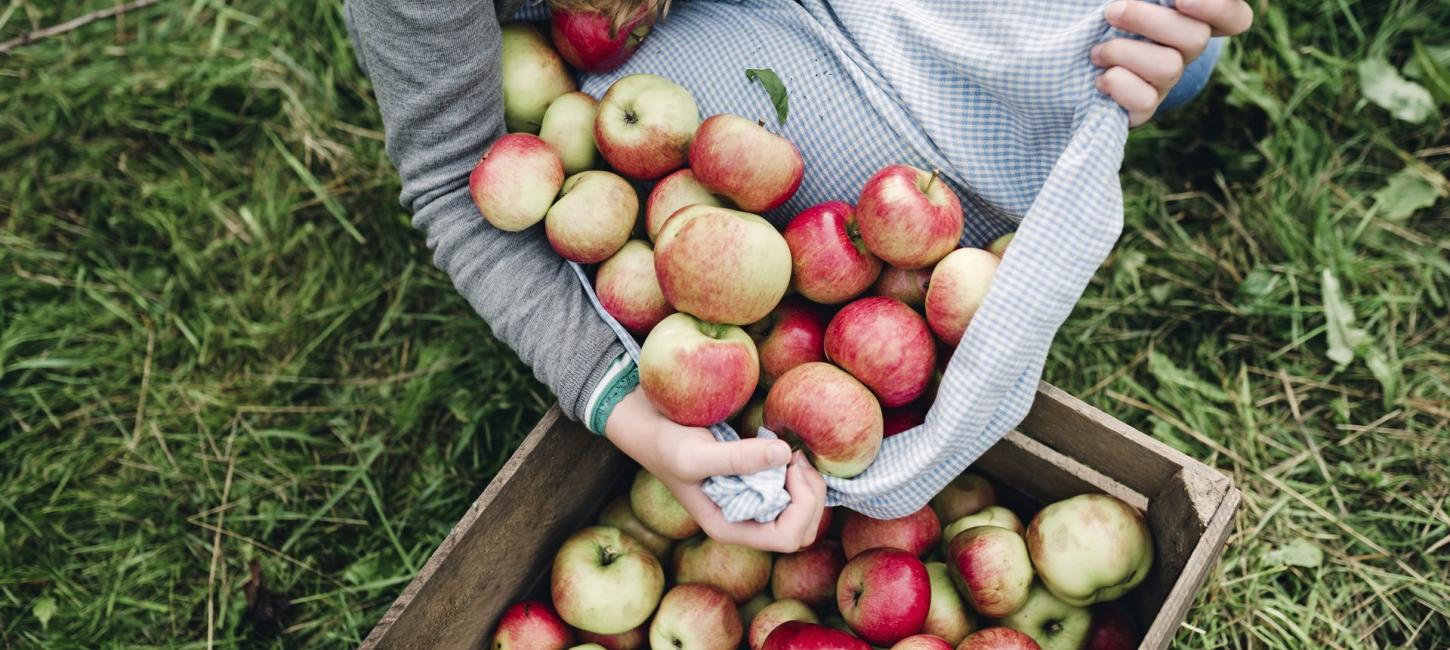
526, 0, 1137, 522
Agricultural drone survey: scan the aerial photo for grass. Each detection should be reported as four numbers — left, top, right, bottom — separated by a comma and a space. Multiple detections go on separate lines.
0, 0, 1445, 647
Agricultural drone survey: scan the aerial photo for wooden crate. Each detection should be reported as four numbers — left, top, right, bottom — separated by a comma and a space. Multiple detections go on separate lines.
362, 382, 1240, 650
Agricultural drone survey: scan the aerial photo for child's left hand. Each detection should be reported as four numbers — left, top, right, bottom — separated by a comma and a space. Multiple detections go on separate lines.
1095, 0, 1255, 125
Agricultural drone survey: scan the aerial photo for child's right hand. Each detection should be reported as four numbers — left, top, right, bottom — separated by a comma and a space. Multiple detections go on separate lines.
605, 388, 829, 553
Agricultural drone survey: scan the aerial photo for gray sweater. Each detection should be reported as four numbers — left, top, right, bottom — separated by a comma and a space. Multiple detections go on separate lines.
346, 0, 624, 423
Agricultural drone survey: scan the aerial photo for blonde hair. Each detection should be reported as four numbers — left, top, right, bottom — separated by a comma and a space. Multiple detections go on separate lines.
546, 0, 673, 28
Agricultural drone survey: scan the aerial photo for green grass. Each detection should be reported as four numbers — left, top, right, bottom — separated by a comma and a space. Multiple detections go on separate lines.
0, 0, 1445, 647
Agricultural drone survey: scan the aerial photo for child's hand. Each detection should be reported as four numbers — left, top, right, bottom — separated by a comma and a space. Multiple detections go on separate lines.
1095, 0, 1255, 125
605, 388, 829, 553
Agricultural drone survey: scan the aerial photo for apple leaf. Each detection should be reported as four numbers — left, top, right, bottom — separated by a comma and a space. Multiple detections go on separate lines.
746, 68, 789, 125
1358, 57, 1437, 123
1373, 167, 1440, 221
1265, 538, 1323, 568
32, 596, 56, 630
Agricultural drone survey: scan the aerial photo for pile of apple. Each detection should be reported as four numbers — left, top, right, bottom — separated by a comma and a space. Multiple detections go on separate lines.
473, 18, 1014, 480
493, 469, 1153, 650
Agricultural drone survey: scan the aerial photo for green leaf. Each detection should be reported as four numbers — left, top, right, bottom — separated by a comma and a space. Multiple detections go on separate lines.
1264, 538, 1323, 568
1358, 57, 1437, 123
1148, 350, 1229, 403
745, 68, 789, 125
1321, 268, 1370, 368
1373, 167, 1441, 220
32, 596, 56, 630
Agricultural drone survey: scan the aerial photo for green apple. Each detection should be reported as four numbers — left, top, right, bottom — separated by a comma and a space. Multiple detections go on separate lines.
595, 494, 672, 561
628, 468, 699, 539
930, 472, 998, 523
922, 562, 974, 644
998, 583, 1092, 650
550, 526, 664, 634
501, 24, 576, 133
739, 593, 772, 633
1026, 494, 1153, 606
539, 91, 600, 174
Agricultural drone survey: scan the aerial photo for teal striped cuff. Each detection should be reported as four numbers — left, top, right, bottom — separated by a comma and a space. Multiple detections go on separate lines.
585, 353, 640, 435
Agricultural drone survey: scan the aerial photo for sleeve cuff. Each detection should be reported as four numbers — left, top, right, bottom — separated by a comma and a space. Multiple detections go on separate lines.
584, 353, 640, 435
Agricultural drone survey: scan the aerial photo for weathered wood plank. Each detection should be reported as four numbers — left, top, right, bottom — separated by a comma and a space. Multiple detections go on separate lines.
976, 430, 1148, 511
1139, 469, 1239, 649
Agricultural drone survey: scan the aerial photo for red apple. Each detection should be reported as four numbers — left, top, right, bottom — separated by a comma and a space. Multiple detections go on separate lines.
645, 169, 727, 241
836, 548, 932, 646
689, 114, 804, 213
578, 624, 647, 650
763, 362, 883, 478
856, 165, 963, 269
500, 24, 577, 133
873, 266, 933, 309
747, 297, 828, 388
987, 233, 1014, 258
825, 297, 936, 407
882, 403, 928, 437
840, 504, 941, 559
595, 74, 699, 180
762, 622, 871, 650
925, 248, 998, 347
771, 539, 846, 609
491, 600, 575, 650
596, 494, 672, 561
783, 201, 881, 304
629, 468, 700, 540
749, 599, 819, 650
1025, 494, 1153, 606
891, 635, 954, 650
549, 6, 654, 73
1085, 604, 1138, 650
956, 628, 1042, 650
811, 507, 835, 547
649, 584, 742, 650
941, 506, 1026, 556
551, 526, 664, 634
654, 204, 792, 325
945, 526, 1033, 618
595, 240, 671, 337
740, 594, 773, 634
638, 312, 758, 426
930, 473, 998, 524
923, 562, 974, 644
674, 537, 774, 604
546, 170, 638, 263
469, 133, 564, 232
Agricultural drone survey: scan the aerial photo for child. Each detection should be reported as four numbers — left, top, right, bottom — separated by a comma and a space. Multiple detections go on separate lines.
346, 0, 1252, 552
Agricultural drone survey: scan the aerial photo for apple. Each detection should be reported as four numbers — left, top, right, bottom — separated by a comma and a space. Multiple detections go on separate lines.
595, 240, 671, 337
923, 562, 974, 644
689, 114, 804, 213
749, 599, 819, 650
891, 635, 954, 650
628, 469, 700, 539
811, 507, 835, 547
825, 297, 936, 407
771, 539, 846, 609
645, 169, 727, 241
956, 628, 1042, 650
740, 593, 773, 634
941, 507, 1026, 556
549, 6, 654, 73
763, 362, 883, 478
501, 24, 577, 133
945, 526, 1033, 618
840, 504, 941, 559
577, 625, 646, 650
491, 600, 575, 650
469, 133, 564, 232
596, 494, 672, 561
736, 393, 766, 438
545, 171, 638, 263
836, 548, 931, 646
674, 537, 773, 603
654, 204, 792, 325
595, 74, 699, 180
998, 584, 1092, 650
924, 248, 998, 347
649, 584, 743, 650
856, 165, 963, 269
570, 645, 606, 650
762, 622, 871, 650
882, 403, 928, 437
987, 233, 1015, 258
1085, 604, 1138, 650
747, 297, 829, 387
782, 201, 881, 304
550, 526, 664, 634
1025, 494, 1153, 606
820, 615, 854, 635
539, 92, 600, 175
930, 473, 998, 524
872, 266, 933, 309
638, 313, 758, 426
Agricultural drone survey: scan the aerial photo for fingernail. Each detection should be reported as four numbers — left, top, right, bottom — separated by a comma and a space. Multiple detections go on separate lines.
1090, 44, 1104, 65
1105, 1, 1127, 21
767, 443, 790, 467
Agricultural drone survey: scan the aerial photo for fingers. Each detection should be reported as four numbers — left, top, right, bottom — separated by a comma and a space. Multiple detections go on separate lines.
1096, 67, 1159, 126
674, 434, 793, 482
788, 455, 829, 547
1175, 0, 1254, 36
1092, 38, 1184, 93
1104, 0, 1212, 63
674, 452, 830, 554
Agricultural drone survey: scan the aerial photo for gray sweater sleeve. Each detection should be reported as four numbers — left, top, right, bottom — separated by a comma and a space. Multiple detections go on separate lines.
346, 0, 626, 422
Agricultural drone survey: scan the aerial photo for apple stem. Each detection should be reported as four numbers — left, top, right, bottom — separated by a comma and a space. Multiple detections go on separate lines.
699, 321, 725, 339
758, 118, 767, 128
923, 169, 940, 193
